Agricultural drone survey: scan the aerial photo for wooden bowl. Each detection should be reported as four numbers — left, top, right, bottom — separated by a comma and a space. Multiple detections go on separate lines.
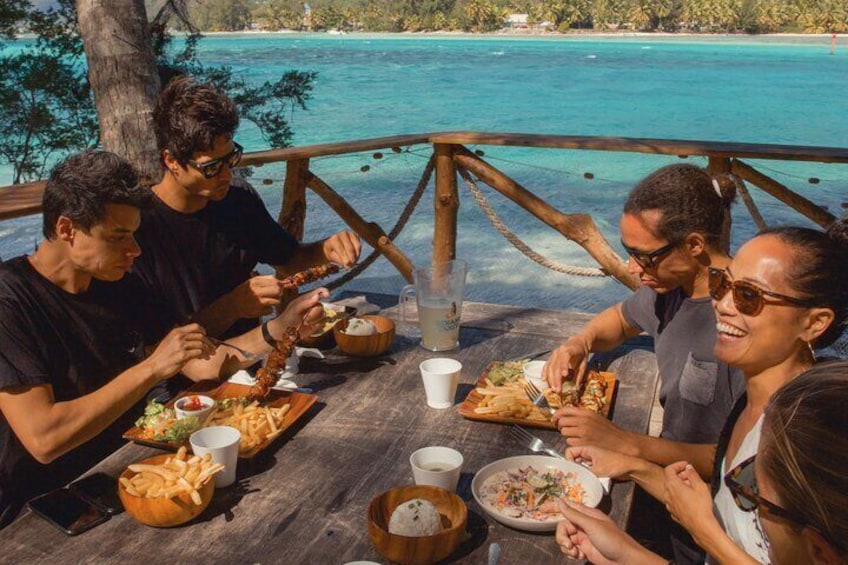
367, 485, 467, 565
118, 454, 215, 528
334, 315, 395, 357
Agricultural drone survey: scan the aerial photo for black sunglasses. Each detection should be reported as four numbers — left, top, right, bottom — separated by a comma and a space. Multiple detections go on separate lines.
725, 455, 847, 554
708, 267, 815, 317
620, 239, 678, 269
187, 142, 243, 179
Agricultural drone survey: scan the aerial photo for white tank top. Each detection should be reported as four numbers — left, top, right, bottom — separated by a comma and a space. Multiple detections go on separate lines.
708, 415, 770, 564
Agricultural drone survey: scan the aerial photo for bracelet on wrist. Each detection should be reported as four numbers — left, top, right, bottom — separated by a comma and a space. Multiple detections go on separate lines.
260, 321, 277, 347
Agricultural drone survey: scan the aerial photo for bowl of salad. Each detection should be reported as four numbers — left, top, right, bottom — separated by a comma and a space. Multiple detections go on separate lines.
471, 455, 604, 532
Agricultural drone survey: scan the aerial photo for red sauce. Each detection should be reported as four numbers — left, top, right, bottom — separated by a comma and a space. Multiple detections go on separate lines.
180, 395, 206, 411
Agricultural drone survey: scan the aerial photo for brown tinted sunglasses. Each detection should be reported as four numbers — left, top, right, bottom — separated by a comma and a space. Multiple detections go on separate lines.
725, 455, 847, 555
708, 267, 815, 316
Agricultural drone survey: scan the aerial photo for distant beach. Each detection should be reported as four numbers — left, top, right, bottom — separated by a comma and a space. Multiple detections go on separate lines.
195, 29, 843, 47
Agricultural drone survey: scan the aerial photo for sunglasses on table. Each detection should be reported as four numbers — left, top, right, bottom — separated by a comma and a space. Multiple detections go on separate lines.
186, 142, 243, 179
620, 239, 678, 270
707, 267, 816, 316
725, 455, 847, 555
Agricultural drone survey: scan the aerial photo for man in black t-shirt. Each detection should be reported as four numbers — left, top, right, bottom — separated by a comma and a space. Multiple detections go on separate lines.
132, 76, 362, 339
0, 151, 329, 527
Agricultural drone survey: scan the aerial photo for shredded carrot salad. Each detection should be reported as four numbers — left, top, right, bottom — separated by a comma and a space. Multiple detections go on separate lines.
479, 465, 584, 521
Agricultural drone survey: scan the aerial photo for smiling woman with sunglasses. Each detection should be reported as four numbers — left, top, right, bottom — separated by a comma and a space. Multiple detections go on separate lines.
657, 222, 848, 564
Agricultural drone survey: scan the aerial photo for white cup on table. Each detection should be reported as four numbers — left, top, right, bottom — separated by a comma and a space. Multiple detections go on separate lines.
189, 425, 241, 488
410, 446, 464, 492
419, 358, 462, 409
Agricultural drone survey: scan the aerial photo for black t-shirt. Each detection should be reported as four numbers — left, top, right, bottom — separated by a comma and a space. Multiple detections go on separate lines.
130, 178, 299, 337
0, 257, 154, 527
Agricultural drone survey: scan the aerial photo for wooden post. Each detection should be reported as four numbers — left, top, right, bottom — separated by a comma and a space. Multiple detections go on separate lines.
734, 177, 768, 231
307, 173, 414, 282
453, 146, 638, 290
278, 158, 311, 242
707, 157, 733, 253
731, 159, 836, 228
277, 158, 310, 307
433, 144, 458, 265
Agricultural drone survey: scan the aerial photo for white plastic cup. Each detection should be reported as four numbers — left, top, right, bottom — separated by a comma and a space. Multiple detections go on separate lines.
410, 446, 464, 492
189, 425, 241, 488
419, 358, 462, 409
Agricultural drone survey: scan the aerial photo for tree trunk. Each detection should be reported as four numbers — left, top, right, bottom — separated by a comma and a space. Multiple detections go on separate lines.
76, 0, 161, 184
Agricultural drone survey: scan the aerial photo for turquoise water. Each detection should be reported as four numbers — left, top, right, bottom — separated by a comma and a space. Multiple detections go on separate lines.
2, 34, 847, 311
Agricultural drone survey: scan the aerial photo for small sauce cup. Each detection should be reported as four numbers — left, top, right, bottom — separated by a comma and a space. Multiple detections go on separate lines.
174, 394, 215, 423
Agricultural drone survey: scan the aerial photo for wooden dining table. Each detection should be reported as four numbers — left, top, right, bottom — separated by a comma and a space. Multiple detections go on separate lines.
1, 294, 658, 564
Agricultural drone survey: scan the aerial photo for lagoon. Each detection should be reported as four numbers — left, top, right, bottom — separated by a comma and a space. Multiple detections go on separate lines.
2, 34, 846, 311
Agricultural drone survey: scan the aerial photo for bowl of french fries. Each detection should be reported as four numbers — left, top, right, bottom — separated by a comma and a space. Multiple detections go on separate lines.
118, 449, 222, 527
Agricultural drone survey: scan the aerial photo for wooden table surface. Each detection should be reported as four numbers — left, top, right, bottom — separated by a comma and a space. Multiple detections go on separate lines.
2, 296, 658, 565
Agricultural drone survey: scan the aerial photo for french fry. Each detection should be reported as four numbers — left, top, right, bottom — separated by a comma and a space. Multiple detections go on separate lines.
122, 454, 224, 505
203, 397, 293, 454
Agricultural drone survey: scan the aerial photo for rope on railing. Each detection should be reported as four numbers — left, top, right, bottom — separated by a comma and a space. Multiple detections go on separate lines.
457, 165, 607, 278
324, 154, 435, 290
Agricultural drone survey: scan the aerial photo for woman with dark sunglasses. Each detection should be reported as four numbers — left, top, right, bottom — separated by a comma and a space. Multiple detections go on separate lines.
555, 361, 848, 565
546, 164, 743, 455
545, 164, 743, 563
563, 222, 848, 564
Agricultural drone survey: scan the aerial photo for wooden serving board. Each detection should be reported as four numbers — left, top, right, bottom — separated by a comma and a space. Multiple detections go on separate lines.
123, 381, 317, 458
458, 362, 617, 430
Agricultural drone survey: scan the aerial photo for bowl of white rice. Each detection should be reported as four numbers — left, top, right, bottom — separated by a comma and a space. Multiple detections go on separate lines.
367, 485, 466, 565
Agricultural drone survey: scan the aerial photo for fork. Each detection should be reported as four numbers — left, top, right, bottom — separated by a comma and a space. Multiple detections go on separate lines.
509, 425, 565, 460
208, 337, 261, 361
524, 380, 555, 417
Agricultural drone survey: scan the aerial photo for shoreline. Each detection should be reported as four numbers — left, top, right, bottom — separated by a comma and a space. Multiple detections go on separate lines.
188, 29, 843, 48
11, 30, 843, 47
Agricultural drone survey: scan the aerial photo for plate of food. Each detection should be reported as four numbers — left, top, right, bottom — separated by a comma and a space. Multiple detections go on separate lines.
458, 360, 616, 429
123, 382, 317, 458
472, 455, 604, 532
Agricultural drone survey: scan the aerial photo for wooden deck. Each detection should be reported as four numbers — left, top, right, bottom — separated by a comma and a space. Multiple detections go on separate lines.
1, 296, 658, 564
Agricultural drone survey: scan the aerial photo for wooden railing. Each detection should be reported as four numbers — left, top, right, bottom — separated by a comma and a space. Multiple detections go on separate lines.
2, 132, 846, 290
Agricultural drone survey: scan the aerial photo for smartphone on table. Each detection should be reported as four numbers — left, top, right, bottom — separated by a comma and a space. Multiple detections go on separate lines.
28, 487, 110, 535
69, 472, 123, 515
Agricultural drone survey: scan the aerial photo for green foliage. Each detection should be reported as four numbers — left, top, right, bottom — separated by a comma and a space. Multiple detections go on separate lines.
235, 0, 846, 33
0, 0, 29, 38
0, 51, 97, 183
0, 0, 97, 183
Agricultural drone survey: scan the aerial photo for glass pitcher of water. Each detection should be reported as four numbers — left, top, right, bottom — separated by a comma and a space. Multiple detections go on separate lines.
399, 259, 468, 351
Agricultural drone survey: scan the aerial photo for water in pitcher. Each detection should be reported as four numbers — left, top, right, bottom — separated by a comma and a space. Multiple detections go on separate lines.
418, 298, 460, 351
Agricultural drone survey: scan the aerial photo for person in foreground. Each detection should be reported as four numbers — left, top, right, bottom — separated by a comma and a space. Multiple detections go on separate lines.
556, 361, 848, 565
134, 76, 361, 338
545, 164, 743, 456
0, 151, 327, 528
566, 222, 848, 563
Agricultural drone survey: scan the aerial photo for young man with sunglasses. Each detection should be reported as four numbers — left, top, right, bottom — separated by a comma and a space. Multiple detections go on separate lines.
131, 76, 361, 341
